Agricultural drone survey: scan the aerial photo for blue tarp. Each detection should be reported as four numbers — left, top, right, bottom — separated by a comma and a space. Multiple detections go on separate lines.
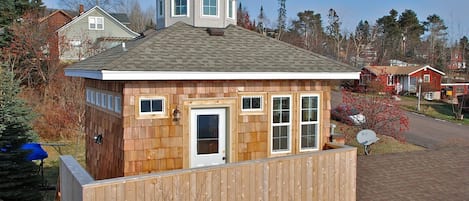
20, 143, 48, 161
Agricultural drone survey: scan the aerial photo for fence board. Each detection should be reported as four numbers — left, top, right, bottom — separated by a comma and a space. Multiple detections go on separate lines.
61, 144, 356, 201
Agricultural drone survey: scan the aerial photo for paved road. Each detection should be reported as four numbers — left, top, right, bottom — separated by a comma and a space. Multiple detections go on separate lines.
405, 112, 469, 148
331, 90, 469, 148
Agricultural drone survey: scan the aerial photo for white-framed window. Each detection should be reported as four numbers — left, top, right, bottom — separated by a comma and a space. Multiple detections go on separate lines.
172, 0, 188, 16
140, 97, 165, 115
86, 89, 91, 103
300, 95, 320, 151
423, 74, 430, 83
69, 39, 82, 47
202, 0, 218, 16
158, 0, 164, 17
115, 96, 122, 113
241, 96, 263, 112
90, 90, 95, 104
88, 16, 104, 30
387, 75, 394, 86
360, 74, 371, 85
227, 0, 234, 19
95, 91, 101, 106
101, 93, 107, 108
107, 94, 114, 111
271, 95, 291, 153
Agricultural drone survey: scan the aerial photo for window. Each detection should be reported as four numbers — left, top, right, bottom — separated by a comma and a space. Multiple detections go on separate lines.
115, 96, 122, 113
90, 90, 95, 104
360, 74, 371, 85
107, 95, 114, 111
173, 0, 188, 16
69, 40, 82, 47
387, 75, 394, 86
88, 16, 104, 30
271, 96, 291, 153
203, 0, 217, 16
101, 93, 107, 108
158, 0, 164, 17
300, 95, 319, 151
140, 98, 165, 114
95, 92, 101, 106
227, 0, 234, 18
241, 96, 263, 112
423, 74, 430, 83
86, 89, 91, 103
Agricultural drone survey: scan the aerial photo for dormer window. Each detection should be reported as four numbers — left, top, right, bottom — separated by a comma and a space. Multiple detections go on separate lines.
173, 0, 188, 16
89, 16, 104, 30
202, 0, 218, 16
227, 0, 234, 18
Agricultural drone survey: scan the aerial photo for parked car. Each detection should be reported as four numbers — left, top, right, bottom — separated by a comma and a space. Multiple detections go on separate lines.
331, 104, 366, 125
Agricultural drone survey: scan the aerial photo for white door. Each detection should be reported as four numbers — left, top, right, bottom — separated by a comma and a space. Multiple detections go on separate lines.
190, 108, 226, 168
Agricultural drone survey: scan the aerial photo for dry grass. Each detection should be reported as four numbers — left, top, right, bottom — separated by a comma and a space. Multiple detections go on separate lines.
332, 120, 425, 155
40, 137, 86, 201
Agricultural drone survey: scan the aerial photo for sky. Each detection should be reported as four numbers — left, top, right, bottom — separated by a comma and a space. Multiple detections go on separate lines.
43, 0, 469, 41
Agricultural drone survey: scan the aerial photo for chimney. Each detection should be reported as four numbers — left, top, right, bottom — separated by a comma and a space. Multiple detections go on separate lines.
79, 4, 84, 15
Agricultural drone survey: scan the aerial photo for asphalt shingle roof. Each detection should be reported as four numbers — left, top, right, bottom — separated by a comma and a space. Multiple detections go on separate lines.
66, 22, 356, 73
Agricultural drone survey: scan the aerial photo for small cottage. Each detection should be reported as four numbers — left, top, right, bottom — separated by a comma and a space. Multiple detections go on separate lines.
65, 0, 359, 180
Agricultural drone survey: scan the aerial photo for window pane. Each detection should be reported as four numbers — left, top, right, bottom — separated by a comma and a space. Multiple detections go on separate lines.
273, 138, 279, 150
273, 111, 280, 123
273, 98, 281, 110
301, 124, 317, 149
302, 109, 318, 122
210, 7, 216, 15
252, 97, 261, 109
141, 100, 151, 112
302, 97, 310, 108
279, 137, 287, 150
151, 99, 163, 112
97, 24, 103, 29
282, 98, 289, 109
181, 7, 187, 15
102, 94, 107, 108
115, 97, 121, 113
210, 0, 216, 5
273, 126, 280, 138
281, 111, 289, 122
280, 126, 288, 137
242, 97, 251, 109
203, 0, 209, 6
228, 0, 233, 18
203, 7, 210, 15
197, 115, 219, 154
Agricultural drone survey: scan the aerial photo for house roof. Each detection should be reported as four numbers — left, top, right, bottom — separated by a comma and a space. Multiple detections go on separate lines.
364, 65, 446, 76
39, 10, 73, 23
57, 6, 139, 37
109, 13, 130, 25
65, 22, 359, 81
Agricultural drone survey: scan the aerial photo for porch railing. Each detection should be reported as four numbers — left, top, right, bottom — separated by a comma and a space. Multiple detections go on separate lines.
60, 143, 357, 201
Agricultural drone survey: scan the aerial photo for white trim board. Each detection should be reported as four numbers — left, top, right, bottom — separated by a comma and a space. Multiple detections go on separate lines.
64, 70, 360, 80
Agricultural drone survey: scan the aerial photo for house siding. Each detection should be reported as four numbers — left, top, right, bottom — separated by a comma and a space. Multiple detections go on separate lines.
84, 79, 333, 179
85, 80, 124, 180
59, 9, 138, 61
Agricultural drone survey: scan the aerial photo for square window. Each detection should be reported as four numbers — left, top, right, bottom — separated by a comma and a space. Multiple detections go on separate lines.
101, 93, 107, 108
203, 0, 217, 16
241, 96, 263, 112
89, 16, 104, 30
107, 95, 114, 111
95, 92, 101, 106
423, 74, 430, 83
140, 97, 165, 114
174, 0, 188, 16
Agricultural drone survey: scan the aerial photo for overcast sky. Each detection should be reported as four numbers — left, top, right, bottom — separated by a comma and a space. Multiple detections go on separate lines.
43, 0, 469, 41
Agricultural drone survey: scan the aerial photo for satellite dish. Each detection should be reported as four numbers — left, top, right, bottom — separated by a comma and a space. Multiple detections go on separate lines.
356, 129, 379, 155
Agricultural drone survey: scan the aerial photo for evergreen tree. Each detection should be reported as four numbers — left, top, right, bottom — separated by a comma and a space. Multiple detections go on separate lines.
0, 0, 43, 47
0, 70, 42, 201
277, 0, 286, 40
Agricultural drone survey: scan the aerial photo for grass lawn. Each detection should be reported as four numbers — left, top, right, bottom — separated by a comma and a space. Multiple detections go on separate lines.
40, 137, 86, 201
332, 120, 425, 155
399, 95, 469, 125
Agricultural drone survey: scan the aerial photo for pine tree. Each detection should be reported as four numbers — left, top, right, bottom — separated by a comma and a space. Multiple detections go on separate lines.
0, 70, 42, 201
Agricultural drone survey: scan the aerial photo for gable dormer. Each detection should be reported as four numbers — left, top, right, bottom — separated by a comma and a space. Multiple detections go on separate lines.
156, 0, 236, 29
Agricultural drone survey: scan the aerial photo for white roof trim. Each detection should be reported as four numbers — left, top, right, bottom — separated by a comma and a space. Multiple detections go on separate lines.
57, 6, 139, 37
65, 70, 360, 80
442, 83, 469, 86
409, 65, 446, 76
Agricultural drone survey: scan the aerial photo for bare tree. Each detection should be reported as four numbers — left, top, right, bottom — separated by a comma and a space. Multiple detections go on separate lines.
60, 0, 125, 12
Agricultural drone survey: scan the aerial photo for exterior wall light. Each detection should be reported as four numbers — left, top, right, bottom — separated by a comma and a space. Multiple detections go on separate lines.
173, 107, 181, 121
94, 134, 103, 144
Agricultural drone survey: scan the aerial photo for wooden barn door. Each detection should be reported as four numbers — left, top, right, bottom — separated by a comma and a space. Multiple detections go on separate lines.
190, 108, 226, 168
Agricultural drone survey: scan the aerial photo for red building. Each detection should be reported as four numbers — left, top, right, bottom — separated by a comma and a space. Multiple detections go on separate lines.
38, 10, 73, 62
359, 65, 445, 100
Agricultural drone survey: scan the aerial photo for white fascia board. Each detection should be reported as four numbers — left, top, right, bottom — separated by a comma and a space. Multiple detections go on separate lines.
442, 83, 469, 86
65, 70, 361, 80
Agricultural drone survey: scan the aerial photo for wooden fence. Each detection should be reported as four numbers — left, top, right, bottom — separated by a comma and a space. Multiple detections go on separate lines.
60, 144, 357, 201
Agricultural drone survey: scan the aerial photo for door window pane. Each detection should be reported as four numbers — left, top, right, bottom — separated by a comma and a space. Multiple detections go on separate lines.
197, 115, 219, 154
